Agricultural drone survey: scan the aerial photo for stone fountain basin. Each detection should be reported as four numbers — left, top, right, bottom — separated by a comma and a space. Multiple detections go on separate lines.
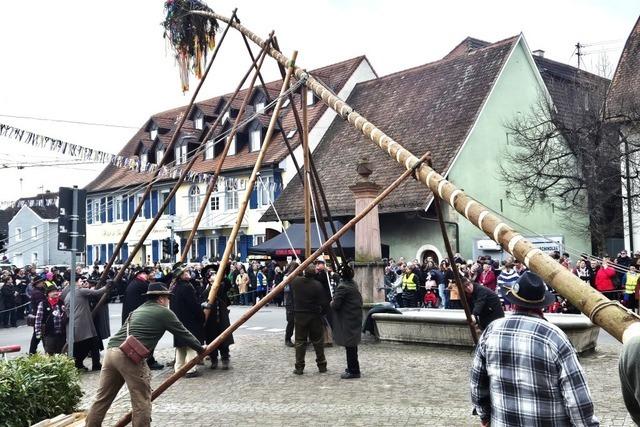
372, 309, 600, 354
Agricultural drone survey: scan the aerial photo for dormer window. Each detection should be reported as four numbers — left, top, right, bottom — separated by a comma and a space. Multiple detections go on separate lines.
250, 128, 262, 152
306, 89, 315, 106
150, 124, 158, 140
221, 110, 230, 124
205, 139, 214, 159
255, 100, 265, 113
157, 147, 165, 162
194, 111, 204, 130
227, 135, 237, 156
175, 142, 188, 165
140, 153, 148, 166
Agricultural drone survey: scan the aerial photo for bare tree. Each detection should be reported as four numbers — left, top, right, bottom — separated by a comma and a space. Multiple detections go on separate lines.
499, 74, 640, 254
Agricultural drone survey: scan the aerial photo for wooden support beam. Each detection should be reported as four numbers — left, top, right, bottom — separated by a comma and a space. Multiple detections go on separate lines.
302, 88, 311, 260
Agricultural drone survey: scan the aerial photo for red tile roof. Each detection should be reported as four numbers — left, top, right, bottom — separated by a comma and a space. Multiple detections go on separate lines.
607, 16, 640, 119
262, 36, 520, 221
85, 56, 367, 193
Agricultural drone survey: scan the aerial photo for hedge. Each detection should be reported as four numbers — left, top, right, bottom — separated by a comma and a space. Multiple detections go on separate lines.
0, 354, 83, 427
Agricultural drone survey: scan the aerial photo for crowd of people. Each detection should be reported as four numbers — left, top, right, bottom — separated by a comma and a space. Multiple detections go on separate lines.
382, 248, 640, 315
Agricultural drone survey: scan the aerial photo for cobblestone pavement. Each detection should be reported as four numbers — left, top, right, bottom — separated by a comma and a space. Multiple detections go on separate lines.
78, 333, 633, 426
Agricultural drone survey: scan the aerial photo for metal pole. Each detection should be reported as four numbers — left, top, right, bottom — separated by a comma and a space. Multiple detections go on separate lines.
67, 187, 78, 357
114, 151, 431, 427
625, 137, 634, 253
169, 216, 175, 264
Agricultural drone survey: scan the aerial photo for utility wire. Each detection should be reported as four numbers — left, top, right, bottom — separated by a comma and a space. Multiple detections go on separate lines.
0, 114, 138, 129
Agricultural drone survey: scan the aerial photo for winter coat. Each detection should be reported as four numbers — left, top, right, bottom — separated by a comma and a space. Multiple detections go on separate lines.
171, 279, 205, 347
291, 276, 330, 315
121, 275, 149, 324
202, 279, 234, 346
595, 266, 616, 292
236, 272, 250, 294
330, 279, 363, 347
91, 292, 111, 341
65, 287, 106, 342
480, 270, 497, 291
30, 288, 46, 314
469, 283, 504, 330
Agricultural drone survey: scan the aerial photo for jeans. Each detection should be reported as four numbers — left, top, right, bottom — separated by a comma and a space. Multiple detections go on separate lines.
438, 283, 448, 309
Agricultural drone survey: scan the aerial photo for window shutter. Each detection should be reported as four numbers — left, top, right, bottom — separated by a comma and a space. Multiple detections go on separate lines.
152, 240, 159, 262
169, 196, 176, 215
121, 243, 129, 261
151, 191, 159, 217
100, 244, 107, 264
250, 187, 258, 209
217, 236, 227, 259
144, 197, 151, 219
273, 171, 282, 199
87, 200, 93, 225
197, 238, 207, 261
87, 246, 93, 264
107, 243, 114, 260
107, 196, 114, 223
128, 196, 135, 219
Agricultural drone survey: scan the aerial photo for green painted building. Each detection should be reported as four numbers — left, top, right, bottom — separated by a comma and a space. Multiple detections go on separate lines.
263, 35, 596, 263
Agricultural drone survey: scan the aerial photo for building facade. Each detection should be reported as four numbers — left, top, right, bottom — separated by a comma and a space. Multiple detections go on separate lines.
265, 35, 598, 263
6, 205, 67, 267
84, 56, 376, 264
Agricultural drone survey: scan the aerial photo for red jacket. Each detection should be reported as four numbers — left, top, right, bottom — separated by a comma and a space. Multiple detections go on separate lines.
595, 266, 616, 292
480, 270, 497, 291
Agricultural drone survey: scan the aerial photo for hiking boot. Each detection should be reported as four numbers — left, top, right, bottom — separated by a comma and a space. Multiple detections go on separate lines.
292, 368, 304, 375
148, 361, 165, 370
210, 359, 218, 370
185, 371, 200, 378
285, 340, 294, 347
340, 371, 361, 379
221, 359, 230, 370
318, 366, 328, 373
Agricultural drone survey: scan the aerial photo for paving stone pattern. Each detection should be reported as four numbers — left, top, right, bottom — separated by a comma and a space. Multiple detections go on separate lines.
78, 335, 633, 426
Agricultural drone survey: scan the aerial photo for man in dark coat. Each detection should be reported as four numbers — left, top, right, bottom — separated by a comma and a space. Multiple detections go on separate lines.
120, 267, 163, 370
463, 278, 505, 330
170, 263, 204, 378
283, 262, 297, 347
201, 264, 234, 369
291, 265, 330, 375
28, 276, 47, 354
331, 265, 363, 379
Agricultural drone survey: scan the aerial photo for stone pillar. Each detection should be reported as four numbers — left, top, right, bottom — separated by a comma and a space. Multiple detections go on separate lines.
349, 159, 386, 308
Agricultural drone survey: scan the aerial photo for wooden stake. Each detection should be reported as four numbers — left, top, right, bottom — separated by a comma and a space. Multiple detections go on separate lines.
113, 152, 431, 427
302, 87, 311, 260
204, 51, 299, 312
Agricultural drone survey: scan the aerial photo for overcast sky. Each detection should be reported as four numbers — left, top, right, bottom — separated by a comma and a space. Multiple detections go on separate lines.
0, 0, 637, 204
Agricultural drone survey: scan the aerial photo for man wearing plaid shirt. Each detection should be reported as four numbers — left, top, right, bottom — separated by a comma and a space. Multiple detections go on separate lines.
470, 272, 599, 426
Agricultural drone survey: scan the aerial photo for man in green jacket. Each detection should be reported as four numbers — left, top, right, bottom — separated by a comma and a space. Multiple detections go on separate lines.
85, 283, 204, 427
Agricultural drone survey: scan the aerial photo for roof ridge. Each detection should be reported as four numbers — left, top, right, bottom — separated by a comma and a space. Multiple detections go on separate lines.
363, 35, 519, 85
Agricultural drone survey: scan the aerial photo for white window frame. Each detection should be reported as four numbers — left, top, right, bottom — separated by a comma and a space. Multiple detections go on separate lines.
31, 252, 38, 264
195, 111, 204, 130
156, 148, 164, 162
205, 139, 214, 159
286, 129, 296, 139
221, 111, 230, 124
31, 226, 38, 240
259, 176, 273, 206
175, 143, 188, 165
210, 195, 220, 211
227, 135, 237, 156
15, 227, 22, 242
140, 152, 148, 166
93, 200, 100, 223
209, 237, 219, 259
250, 128, 262, 152
115, 196, 123, 221
160, 190, 170, 215
150, 125, 158, 140
254, 235, 265, 246
188, 185, 201, 214
255, 100, 265, 113
282, 98, 290, 108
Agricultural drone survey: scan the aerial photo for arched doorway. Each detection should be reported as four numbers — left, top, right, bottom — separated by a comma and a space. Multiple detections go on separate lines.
416, 244, 442, 265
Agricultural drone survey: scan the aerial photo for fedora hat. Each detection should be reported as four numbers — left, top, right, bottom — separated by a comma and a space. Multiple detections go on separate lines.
504, 271, 555, 309
145, 282, 172, 296
172, 262, 188, 277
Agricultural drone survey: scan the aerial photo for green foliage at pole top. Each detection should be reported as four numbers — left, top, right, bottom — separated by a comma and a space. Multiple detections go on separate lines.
0, 354, 83, 427
163, 0, 220, 92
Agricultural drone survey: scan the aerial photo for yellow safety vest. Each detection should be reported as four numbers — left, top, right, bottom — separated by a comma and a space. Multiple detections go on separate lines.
402, 273, 417, 291
625, 272, 639, 294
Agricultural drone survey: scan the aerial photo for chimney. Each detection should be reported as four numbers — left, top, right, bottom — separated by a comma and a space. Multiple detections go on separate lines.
533, 49, 545, 58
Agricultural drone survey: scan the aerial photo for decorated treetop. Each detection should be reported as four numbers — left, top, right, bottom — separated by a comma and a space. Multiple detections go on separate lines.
163, 0, 219, 92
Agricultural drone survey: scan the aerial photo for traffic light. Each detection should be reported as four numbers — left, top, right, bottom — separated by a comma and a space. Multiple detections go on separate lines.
162, 238, 170, 255
172, 240, 179, 255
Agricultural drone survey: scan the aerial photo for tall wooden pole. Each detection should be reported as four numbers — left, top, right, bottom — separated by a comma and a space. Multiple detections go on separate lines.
302, 88, 311, 260
191, 10, 640, 342
204, 51, 299, 310
114, 152, 431, 427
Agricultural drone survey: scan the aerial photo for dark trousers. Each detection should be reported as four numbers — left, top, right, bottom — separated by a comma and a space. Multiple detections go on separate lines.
402, 291, 417, 308
73, 338, 94, 368
285, 310, 294, 342
346, 346, 360, 374
43, 335, 66, 355
211, 344, 230, 362
2, 307, 17, 327
294, 312, 326, 372
29, 330, 41, 354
